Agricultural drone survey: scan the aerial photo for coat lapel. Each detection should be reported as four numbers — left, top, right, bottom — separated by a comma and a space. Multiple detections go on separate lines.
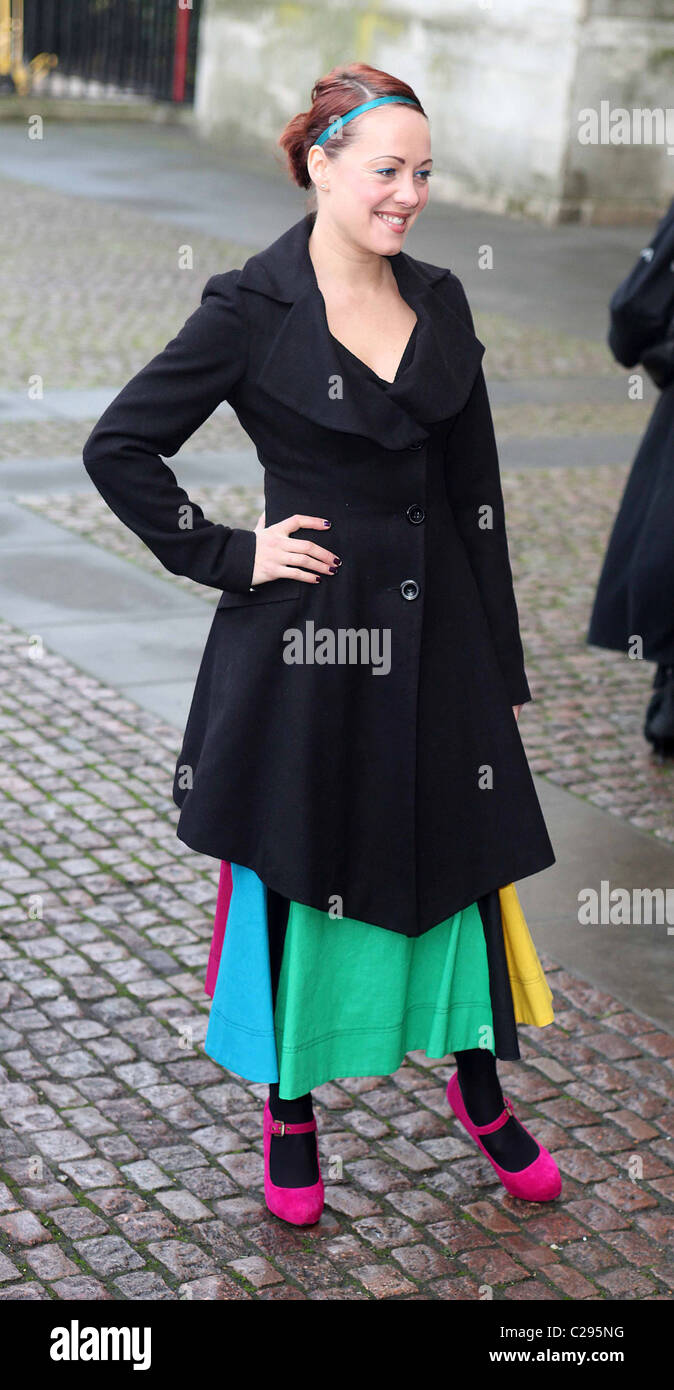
238, 209, 485, 451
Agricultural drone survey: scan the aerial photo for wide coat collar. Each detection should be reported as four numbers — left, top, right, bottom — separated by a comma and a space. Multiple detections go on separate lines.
238, 209, 485, 450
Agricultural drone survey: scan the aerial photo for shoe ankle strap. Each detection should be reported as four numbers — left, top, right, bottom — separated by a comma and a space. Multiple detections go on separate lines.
472, 1096, 514, 1135
269, 1116, 317, 1137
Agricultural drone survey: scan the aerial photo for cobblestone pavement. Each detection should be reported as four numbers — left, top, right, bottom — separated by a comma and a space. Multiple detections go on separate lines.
1, 472, 673, 1303
1, 618, 673, 1300
1, 169, 673, 1300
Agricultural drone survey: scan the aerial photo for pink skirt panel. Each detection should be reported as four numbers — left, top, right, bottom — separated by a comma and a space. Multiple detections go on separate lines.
204, 860, 233, 998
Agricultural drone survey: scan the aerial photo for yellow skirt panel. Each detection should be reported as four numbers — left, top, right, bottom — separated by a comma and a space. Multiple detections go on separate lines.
498, 883, 555, 1027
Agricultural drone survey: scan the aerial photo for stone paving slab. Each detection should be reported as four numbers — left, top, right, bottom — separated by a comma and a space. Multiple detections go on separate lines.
0, 375, 658, 421
498, 434, 642, 470
25, 612, 215, 704
521, 777, 674, 1034
489, 377, 659, 408
0, 527, 204, 628
117, 680, 207, 732
0, 389, 120, 424
0, 448, 256, 494
0, 621, 673, 1301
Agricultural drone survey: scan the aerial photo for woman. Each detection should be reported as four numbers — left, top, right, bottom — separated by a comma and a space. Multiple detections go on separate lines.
587, 197, 674, 759
83, 63, 561, 1226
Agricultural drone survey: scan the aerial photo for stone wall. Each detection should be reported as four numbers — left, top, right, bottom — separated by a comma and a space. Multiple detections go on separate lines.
194, 0, 674, 223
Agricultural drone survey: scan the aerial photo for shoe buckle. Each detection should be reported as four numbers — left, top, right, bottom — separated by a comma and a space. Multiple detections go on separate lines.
275, 1120, 286, 1136
504, 1097, 514, 1117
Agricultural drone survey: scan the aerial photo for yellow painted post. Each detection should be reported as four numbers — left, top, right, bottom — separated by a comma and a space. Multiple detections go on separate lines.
0, 0, 12, 78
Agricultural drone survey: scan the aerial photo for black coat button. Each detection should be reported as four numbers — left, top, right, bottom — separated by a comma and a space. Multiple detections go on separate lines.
400, 579, 419, 600
406, 504, 425, 524
409, 440, 424, 450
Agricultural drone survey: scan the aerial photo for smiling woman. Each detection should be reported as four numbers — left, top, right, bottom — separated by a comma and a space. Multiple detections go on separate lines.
82, 59, 560, 1227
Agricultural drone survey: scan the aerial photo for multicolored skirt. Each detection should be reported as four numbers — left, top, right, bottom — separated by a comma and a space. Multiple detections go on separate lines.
202, 863, 554, 1100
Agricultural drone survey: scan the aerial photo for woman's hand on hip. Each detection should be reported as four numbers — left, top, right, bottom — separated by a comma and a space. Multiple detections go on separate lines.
251, 513, 341, 586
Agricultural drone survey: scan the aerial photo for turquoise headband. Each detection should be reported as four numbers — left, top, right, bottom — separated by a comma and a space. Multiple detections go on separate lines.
313, 95, 419, 147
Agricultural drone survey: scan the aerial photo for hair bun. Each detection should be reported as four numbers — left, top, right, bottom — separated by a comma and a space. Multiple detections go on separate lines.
278, 63, 424, 192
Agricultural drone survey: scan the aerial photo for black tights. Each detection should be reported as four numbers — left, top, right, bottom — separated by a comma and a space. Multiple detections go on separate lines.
266, 887, 319, 1187
454, 1048, 539, 1171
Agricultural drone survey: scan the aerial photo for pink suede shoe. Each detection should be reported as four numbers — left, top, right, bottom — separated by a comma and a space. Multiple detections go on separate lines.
263, 1098, 325, 1225
446, 1071, 562, 1202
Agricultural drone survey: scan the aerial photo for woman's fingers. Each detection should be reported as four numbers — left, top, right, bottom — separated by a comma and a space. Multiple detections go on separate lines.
280, 566, 329, 584
250, 513, 341, 587
285, 537, 341, 573
281, 515, 339, 572
279, 513, 332, 534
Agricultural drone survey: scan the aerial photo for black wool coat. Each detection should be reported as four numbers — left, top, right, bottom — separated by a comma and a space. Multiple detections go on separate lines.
587, 198, 674, 666
83, 209, 556, 937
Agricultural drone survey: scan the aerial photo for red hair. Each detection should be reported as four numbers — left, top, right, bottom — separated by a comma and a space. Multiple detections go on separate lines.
278, 62, 426, 191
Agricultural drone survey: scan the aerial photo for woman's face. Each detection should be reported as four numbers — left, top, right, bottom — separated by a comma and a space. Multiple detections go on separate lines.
309, 106, 432, 252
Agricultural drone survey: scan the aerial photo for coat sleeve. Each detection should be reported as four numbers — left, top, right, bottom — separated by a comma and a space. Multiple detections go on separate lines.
443, 279, 532, 707
82, 269, 257, 593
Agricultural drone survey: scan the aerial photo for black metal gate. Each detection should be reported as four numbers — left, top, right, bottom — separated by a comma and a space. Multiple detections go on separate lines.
22, 0, 203, 103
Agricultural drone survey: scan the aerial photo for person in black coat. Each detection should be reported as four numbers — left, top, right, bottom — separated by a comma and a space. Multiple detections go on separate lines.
83, 62, 562, 1222
587, 198, 674, 758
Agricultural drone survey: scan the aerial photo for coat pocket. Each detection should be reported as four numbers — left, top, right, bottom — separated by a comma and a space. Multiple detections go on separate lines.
216, 577, 303, 609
